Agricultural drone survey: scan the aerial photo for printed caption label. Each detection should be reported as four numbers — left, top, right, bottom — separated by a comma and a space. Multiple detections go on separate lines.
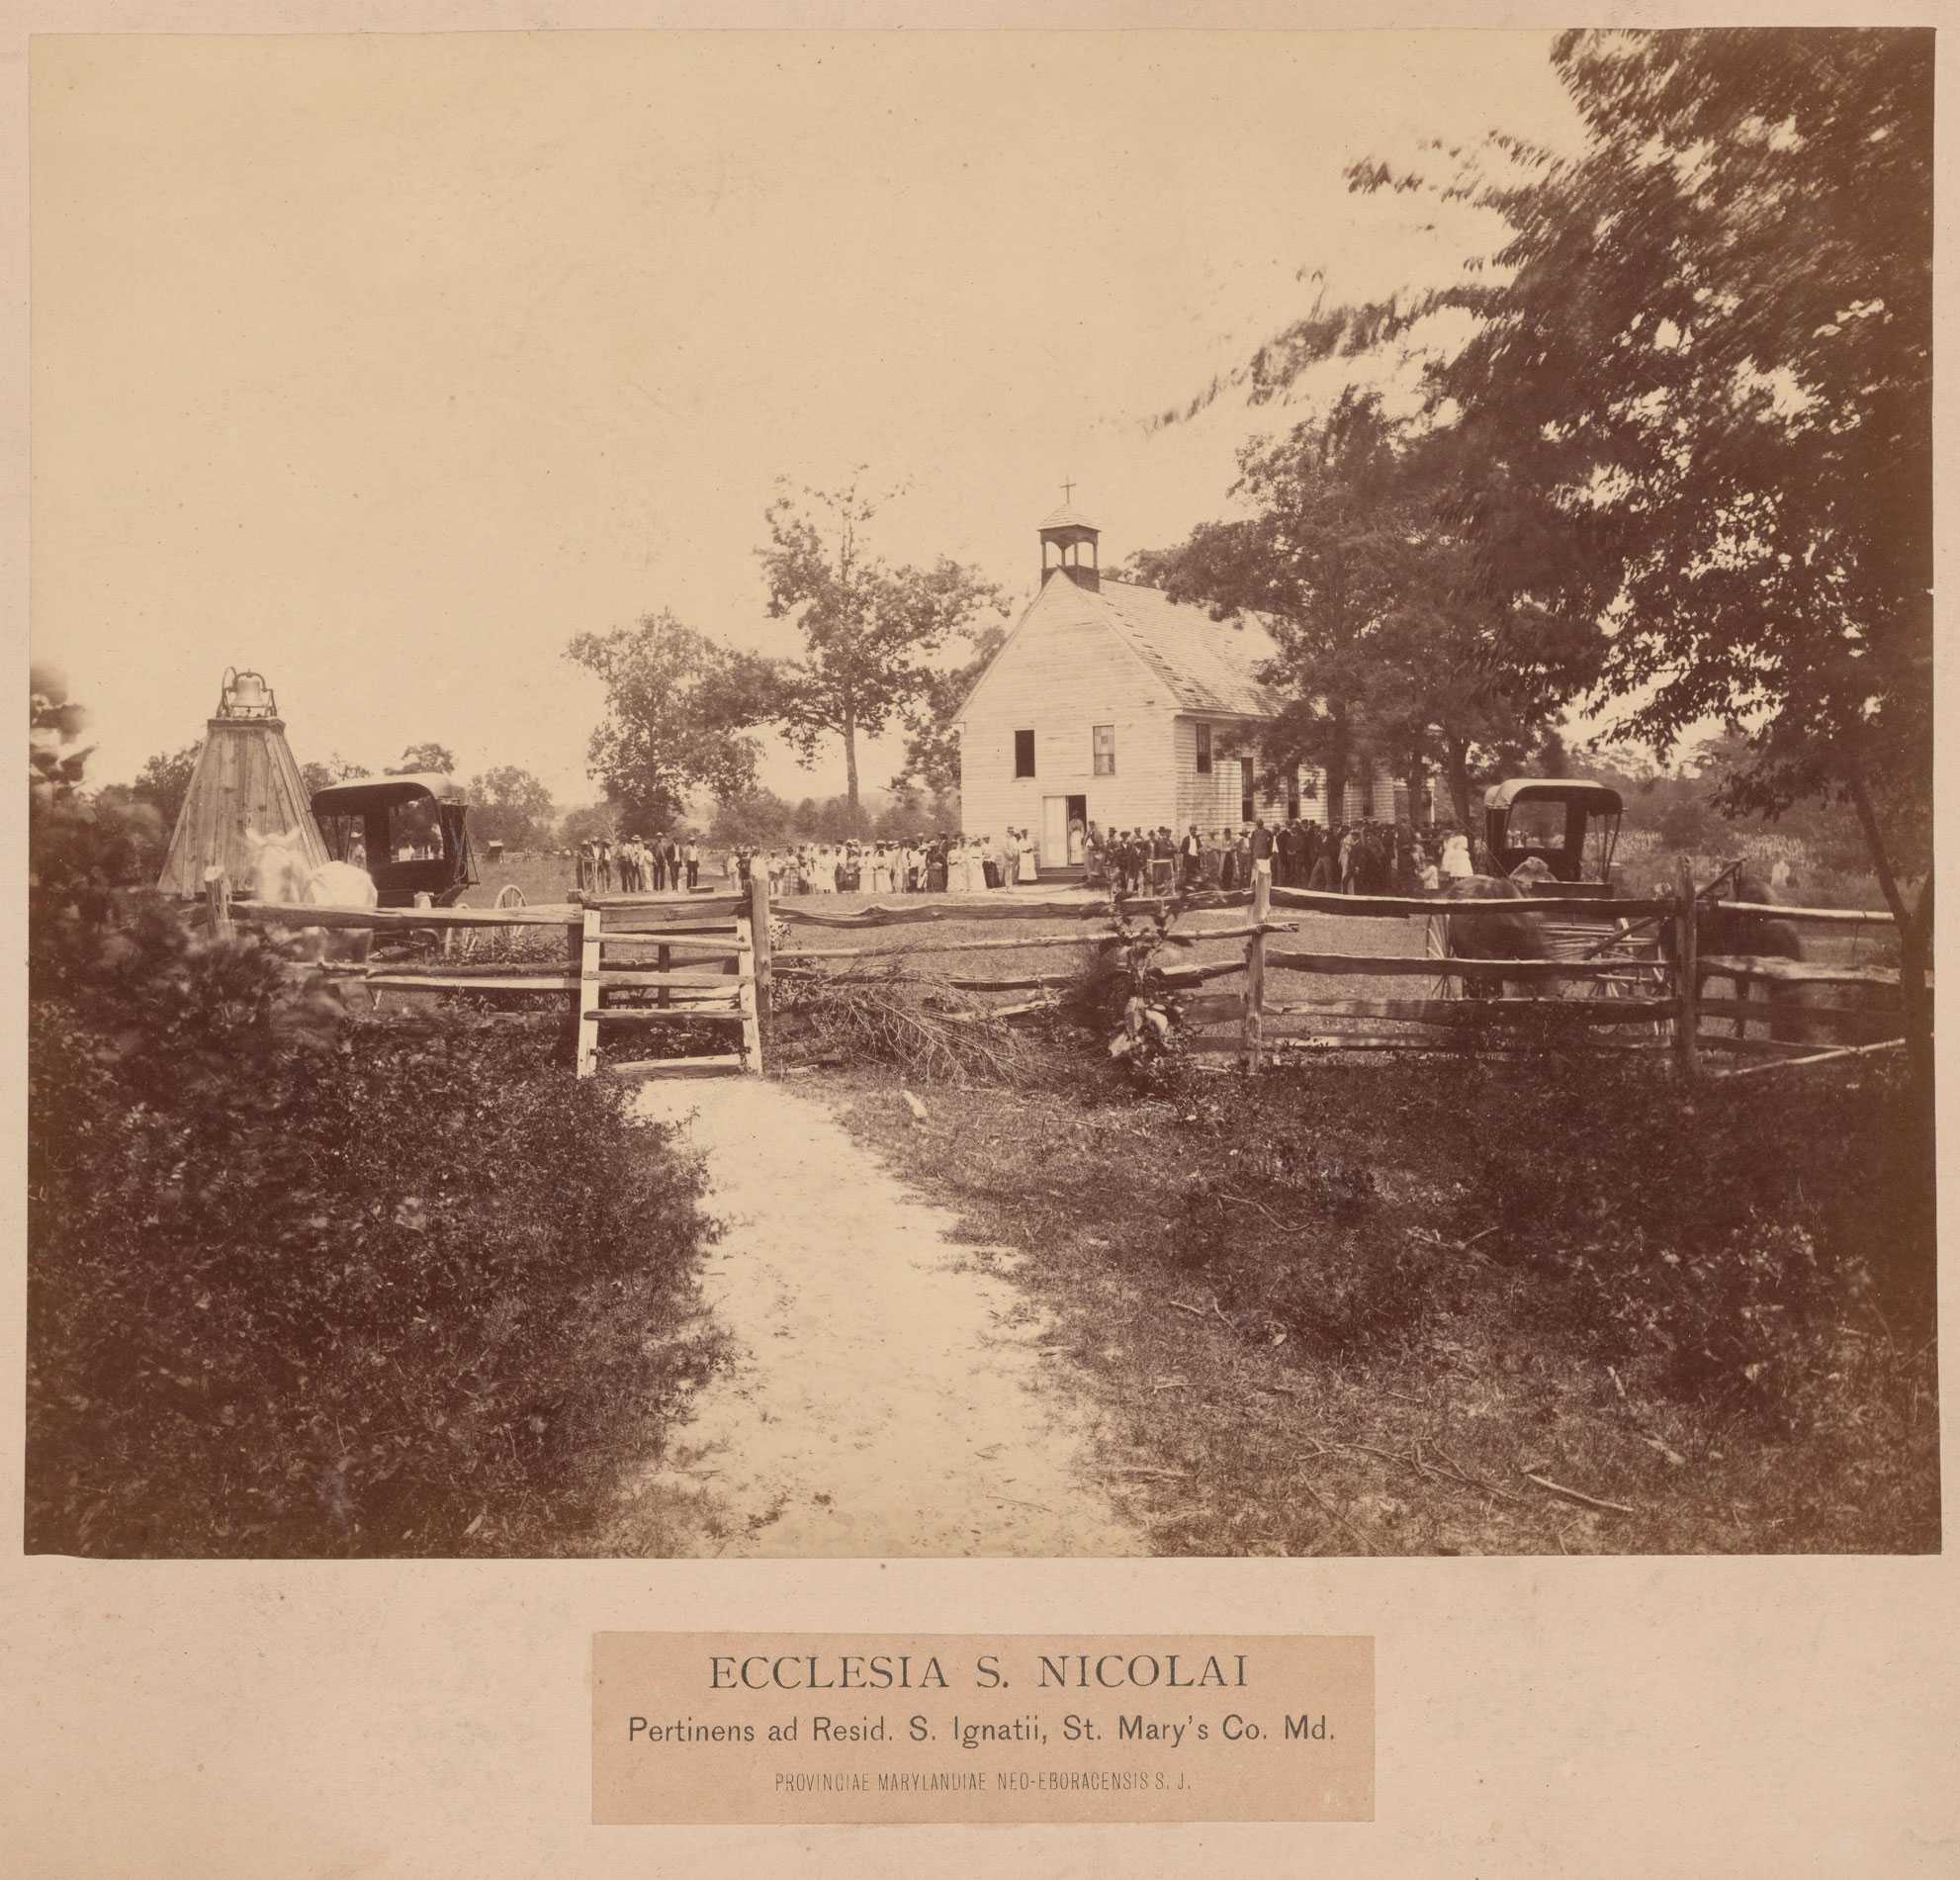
592, 1632, 1374, 1824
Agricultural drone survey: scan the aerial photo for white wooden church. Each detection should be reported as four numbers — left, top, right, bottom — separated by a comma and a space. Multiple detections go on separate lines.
954, 501, 1414, 869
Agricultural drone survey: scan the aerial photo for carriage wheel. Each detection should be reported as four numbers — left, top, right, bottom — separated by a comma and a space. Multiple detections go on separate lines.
1582, 923, 1672, 1039
461, 884, 528, 962
1423, 913, 1455, 1002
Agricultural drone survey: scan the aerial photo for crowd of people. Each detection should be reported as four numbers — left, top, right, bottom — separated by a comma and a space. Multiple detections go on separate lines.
575, 832, 702, 893
727, 832, 1044, 896
572, 817, 1481, 900
1086, 817, 1475, 896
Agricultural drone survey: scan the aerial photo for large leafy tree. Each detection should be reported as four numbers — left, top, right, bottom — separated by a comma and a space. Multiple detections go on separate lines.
890, 623, 1008, 799
566, 610, 779, 830
1134, 390, 1406, 824
1210, 29, 1933, 1051
28, 669, 166, 924
464, 764, 557, 850
707, 788, 794, 849
1138, 391, 1553, 829
759, 475, 1007, 816
556, 803, 618, 848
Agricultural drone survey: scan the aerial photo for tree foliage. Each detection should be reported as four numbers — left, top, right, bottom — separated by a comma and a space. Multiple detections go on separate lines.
465, 764, 557, 850
891, 623, 1008, 798
1181, 28, 1931, 1062
759, 475, 1007, 811
300, 754, 372, 796
565, 609, 778, 829
128, 742, 203, 835
1231, 36, 1927, 838
389, 742, 457, 776
28, 667, 162, 923
1137, 391, 1554, 826
556, 803, 618, 848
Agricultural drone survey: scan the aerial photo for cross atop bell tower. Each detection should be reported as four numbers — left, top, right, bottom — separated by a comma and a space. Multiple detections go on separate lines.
1037, 487, 1100, 591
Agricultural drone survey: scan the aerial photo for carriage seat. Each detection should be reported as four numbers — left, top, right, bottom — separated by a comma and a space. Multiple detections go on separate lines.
370, 858, 461, 908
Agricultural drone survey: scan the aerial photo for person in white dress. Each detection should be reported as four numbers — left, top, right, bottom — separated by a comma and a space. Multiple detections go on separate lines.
1016, 828, 1038, 885
1440, 831, 1473, 880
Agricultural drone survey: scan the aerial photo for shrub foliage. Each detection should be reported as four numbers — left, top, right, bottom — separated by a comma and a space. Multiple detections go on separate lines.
1118, 1046, 1930, 1430
28, 905, 717, 1557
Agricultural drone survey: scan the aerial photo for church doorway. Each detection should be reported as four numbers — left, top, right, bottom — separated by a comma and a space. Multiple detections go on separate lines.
1041, 794, 1087, 867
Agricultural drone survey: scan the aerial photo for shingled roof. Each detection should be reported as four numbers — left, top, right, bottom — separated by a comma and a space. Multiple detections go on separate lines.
1036, 500, 1101, 532
1092, 577, 1285, 718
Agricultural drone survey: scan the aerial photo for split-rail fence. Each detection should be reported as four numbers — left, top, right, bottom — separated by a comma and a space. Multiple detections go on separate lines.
202, 852, 1915, 1083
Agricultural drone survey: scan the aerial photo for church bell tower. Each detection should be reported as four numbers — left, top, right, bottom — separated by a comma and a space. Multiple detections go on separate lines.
1038, 486, 1100, 592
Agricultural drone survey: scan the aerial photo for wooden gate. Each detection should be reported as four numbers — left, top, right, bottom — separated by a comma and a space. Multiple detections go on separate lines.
209, 868, 770, 1081
575, 878, 766, 1080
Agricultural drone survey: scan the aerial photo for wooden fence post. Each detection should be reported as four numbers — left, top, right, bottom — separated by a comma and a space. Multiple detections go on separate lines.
576, 907, 602, 1078
1674, 852, 1700, 1077
750, 866, 773, 1063
203, 867, 232, 940
1243, 862, 1269, 1072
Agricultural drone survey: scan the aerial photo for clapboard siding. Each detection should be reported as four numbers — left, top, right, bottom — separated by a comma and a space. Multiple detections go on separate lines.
956, 577, 1169, 853
955, 562, 1429, 850
1165, 729, 1413, 833
1174, 717, 1264, 830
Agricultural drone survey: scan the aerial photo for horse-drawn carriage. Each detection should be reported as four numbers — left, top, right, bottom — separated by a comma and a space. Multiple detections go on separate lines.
309, 772, 530, 954
310, 772, 480, 909
1428, 778, 1667, 1009
1483, 777, 1623, 895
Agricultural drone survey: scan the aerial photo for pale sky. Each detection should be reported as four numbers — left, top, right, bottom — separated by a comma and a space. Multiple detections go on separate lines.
32, 30, 1580, 809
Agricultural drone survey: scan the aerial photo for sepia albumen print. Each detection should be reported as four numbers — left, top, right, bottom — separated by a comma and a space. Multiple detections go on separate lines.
27, 28, 1935, 1562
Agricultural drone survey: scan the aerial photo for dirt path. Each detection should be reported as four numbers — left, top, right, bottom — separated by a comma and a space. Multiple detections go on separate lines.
612, 1075, 1143, 1557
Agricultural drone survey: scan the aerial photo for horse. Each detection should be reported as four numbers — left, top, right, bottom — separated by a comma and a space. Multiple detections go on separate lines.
1691, 865, 1811, 1043
1438, 873, 1550, 999
242, 827, 378, 963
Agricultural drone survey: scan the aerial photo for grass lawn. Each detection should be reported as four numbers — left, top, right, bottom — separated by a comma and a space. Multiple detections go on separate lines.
824, 1055, 1938, 1559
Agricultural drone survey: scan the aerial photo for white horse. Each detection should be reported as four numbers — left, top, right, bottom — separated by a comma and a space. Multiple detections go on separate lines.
241, 827, 378, 962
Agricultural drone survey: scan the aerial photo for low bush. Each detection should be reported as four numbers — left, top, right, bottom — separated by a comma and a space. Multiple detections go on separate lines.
1161, 1105, 1445, 1358
28, 906, 718, 1558
1092, 1044, 1930, 1429
1455, 1047, 1925, 1426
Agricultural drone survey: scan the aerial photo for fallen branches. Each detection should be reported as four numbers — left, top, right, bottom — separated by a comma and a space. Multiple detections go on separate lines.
1216, 1192, 1300, 1234
772, 957, 1038, 1085
1522, 1470, 1636, 1516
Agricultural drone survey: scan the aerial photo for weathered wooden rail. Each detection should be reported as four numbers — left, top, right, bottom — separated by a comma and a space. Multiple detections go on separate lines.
205, 853, 1916, 1083
211, 876, 768, 1083
761, 851, 1915, 1077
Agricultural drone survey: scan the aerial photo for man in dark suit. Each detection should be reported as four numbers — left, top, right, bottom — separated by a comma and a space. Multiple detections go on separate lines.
1278, 819, 1300, 886
1250, 818, 1275, 881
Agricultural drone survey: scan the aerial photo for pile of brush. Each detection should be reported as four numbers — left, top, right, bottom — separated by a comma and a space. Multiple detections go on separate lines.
771, 958, 1043, 1086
